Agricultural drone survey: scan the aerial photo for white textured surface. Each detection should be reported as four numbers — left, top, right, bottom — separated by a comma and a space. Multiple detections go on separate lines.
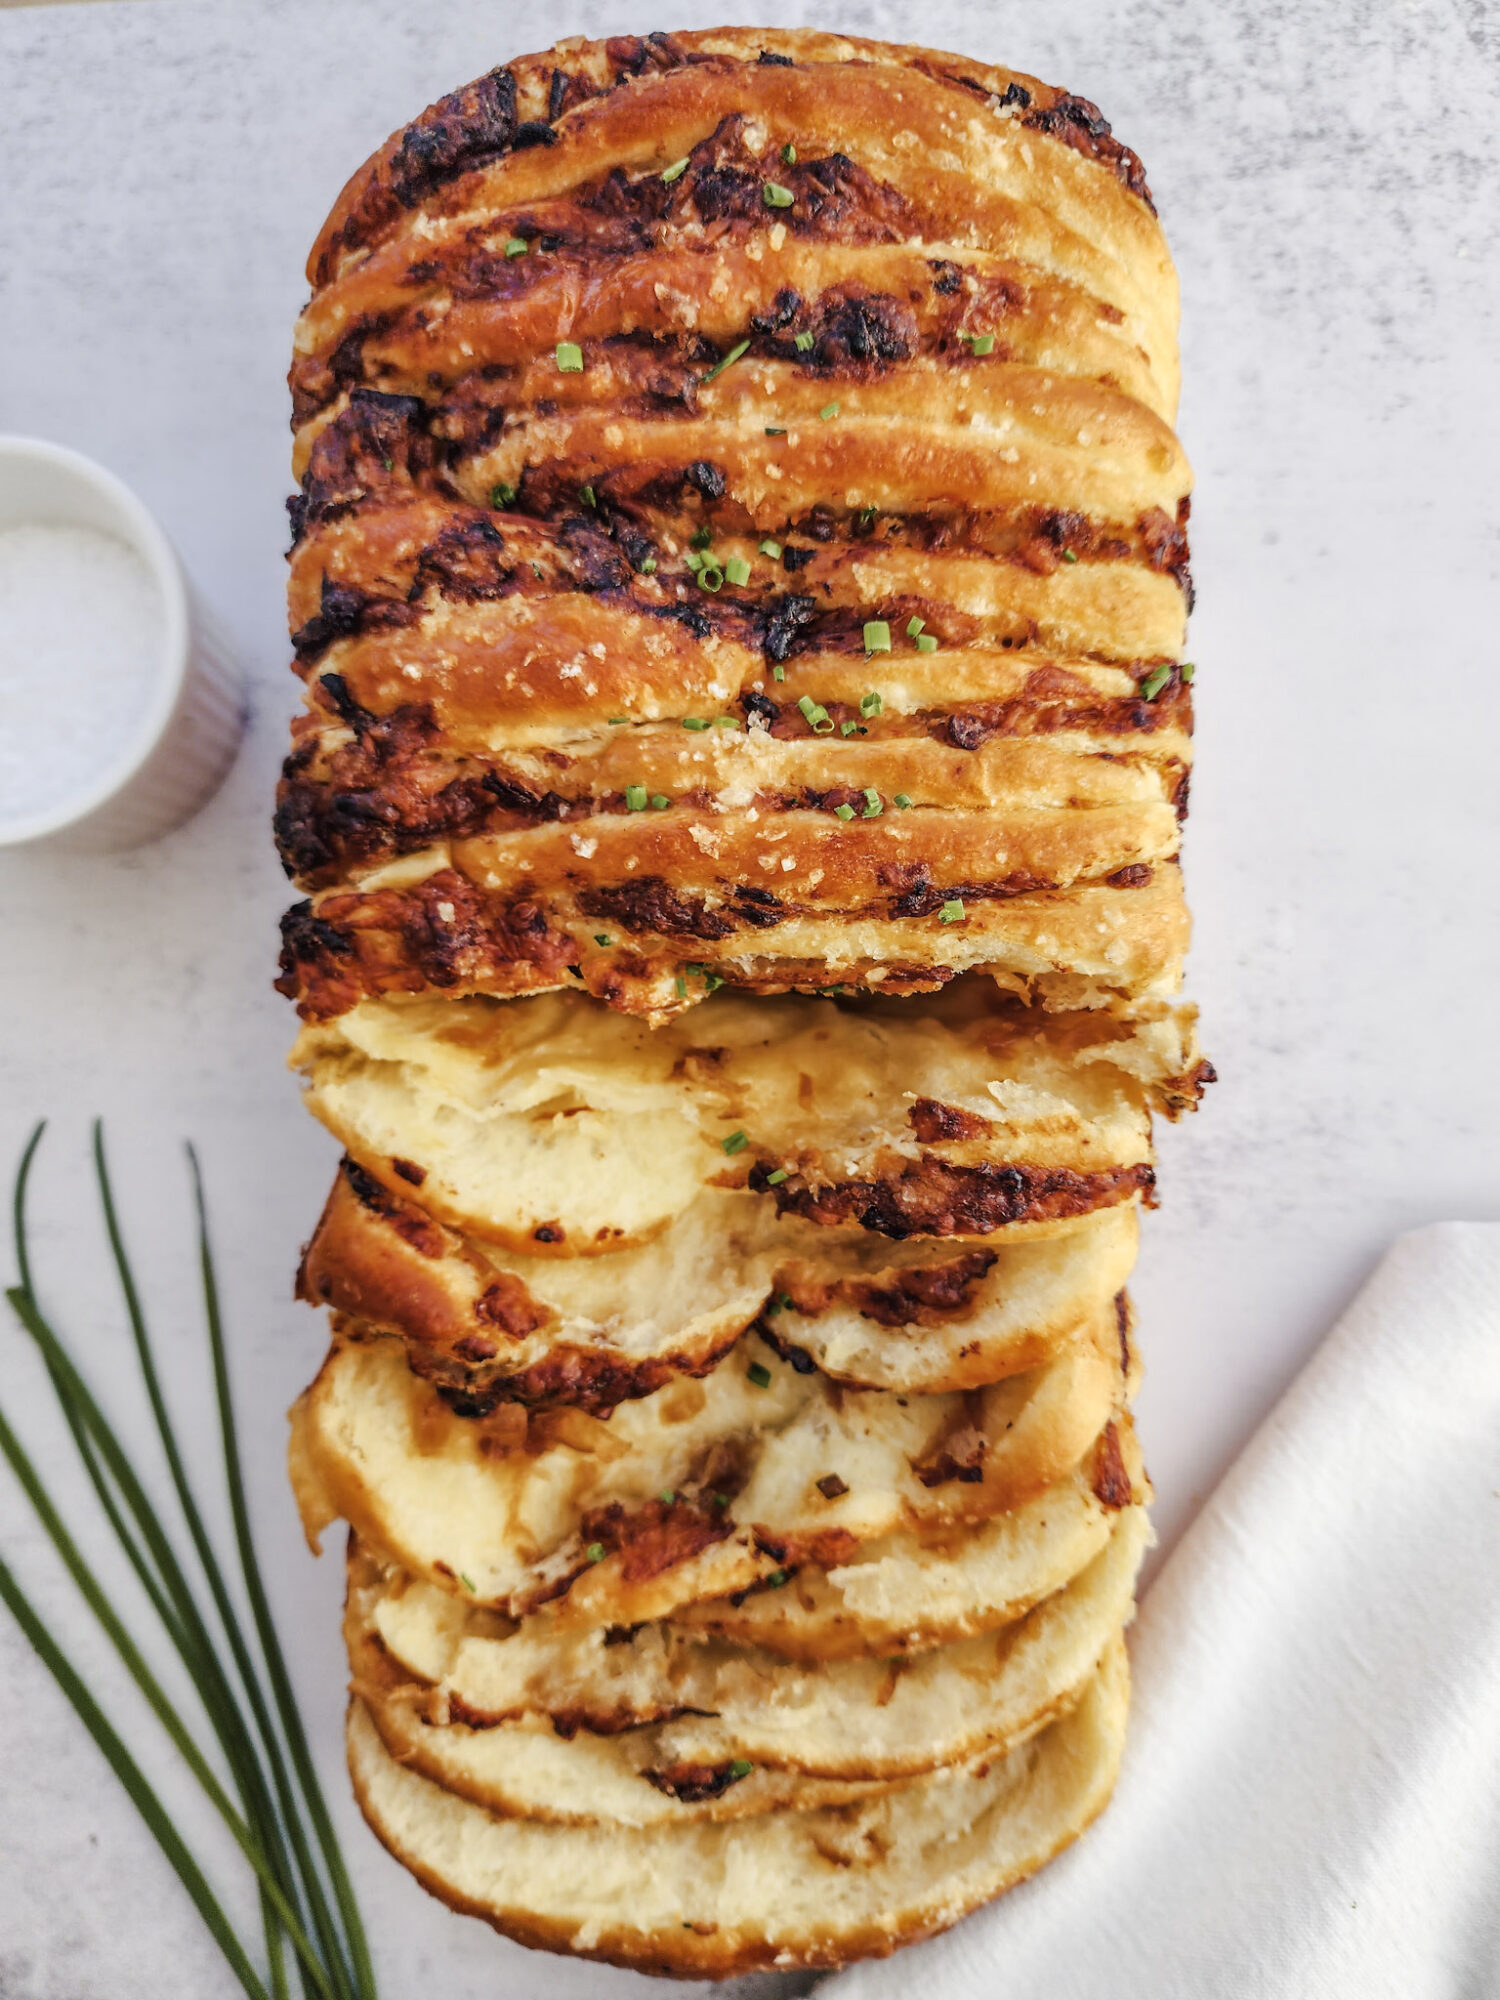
0, 1, 1495, 1994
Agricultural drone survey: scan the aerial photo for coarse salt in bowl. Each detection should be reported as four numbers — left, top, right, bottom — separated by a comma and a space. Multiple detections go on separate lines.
0, 436, 242, 850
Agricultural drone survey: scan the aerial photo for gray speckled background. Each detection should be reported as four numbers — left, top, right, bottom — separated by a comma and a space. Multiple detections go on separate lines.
0, 2, 1496, 1994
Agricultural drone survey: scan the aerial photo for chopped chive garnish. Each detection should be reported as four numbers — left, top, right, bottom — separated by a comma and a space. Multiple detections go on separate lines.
1139, 665, 1173, 700
704, 972, 724, 992
860, 691, 883, 717
797, 695, 833, 734
684, 549, 705, 572
491, 482, 518, 507
819, 400, 840, 420
763, 182, 795, 208
1060, 548, 1079, 563
625, 785, 647, 810
702, 337, 751, 383
723, 556, 752, 586
747, 1362, 772, 1388
580, 484, 596, 508
765, 1168, 789, 1185
863, 620, 892, 654
504, 237, 528, 257
697, 565, 724, 592
906, 615, 926, 638
839, 720, 858, 736
639, 555, 658, 573
593, 934, 612, 946
793, 331, 814, 353
1180, 662, 1196, 683
714, 715, 738, 727
691, 527, 714, 550
781, 141, 797, 164
683, 716, 710, 730
862, 787, 882, 817
939, 898, 965, 923
458, 1572, 477, 1591
765, 425, 787, 436
608, 716, 629, 725
531, 561, 545, 579
585, 1542, 606, 1563
675, 975, 687, 996
728, 1758, 754, 1779
834, 803, 855, 821
685, 963, 707, 976
555, 341, 584, 372
759, 538, 783, 558
857, 505, 878, 528
659, 1489, 676, 1505
650, 794, 670, 810
915, 633, 938, 653
966, 332, 995, 355
661, 156, 690, 182
722, 1130, 750, 1155
776, 1292, 795, 1312
764, 1570, 788, 1589
710, 1490, 730, 1509
893, 792, 912, 809
771, 663, 786, 681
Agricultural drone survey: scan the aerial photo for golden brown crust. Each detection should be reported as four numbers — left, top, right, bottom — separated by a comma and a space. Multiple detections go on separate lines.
307, 31, 1165, 288
280, 28, 1191, 1024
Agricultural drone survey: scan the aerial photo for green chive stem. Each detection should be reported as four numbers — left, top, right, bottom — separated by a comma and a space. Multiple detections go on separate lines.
190, 1146, 376, 1997
701, 338, 750, 384
92, 1129, 359, 1998
5, 1127, 376, 2000
0, 1559, 275, 2000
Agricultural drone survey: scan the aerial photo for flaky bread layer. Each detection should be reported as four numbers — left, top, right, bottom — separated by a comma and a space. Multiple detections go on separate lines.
289, 1306, 1128, 1624
300, 1159, 1139, 1408
292, 984, 1205, 1258
350, 1503, 1145, 1813
346, 1636, 1129, 1977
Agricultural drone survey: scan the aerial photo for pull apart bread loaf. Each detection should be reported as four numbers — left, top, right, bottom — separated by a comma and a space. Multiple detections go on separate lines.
278, 26, 1206, 1976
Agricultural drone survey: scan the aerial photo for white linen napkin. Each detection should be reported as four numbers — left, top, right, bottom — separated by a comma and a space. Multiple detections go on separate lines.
823, 1223, 1500, 2000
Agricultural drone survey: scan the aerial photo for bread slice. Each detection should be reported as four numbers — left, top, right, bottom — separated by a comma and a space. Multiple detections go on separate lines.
346, 1635, 1129, 1975
349, 1503, 1145, 1817
681, 1414, 1147, 1659
300, 1155, 1139, 1408
290, 1308, 1126, 1622
292, 983, 1204, 1257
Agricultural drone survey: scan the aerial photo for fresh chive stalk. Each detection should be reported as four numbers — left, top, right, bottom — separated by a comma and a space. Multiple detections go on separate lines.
0, 1125, 378, 2000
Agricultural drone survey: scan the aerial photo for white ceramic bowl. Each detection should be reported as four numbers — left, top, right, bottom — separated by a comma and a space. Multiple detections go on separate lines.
0, 436, 243, 850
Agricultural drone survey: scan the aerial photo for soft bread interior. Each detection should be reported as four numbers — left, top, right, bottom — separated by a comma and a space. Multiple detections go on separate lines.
345, 1636, 1129, 1976
302, 1156, 1140, 1406
291, 1311, 1127, 1622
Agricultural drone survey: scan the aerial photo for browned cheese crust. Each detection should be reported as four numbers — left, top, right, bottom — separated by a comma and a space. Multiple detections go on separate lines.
277, 27, 1192, 1025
